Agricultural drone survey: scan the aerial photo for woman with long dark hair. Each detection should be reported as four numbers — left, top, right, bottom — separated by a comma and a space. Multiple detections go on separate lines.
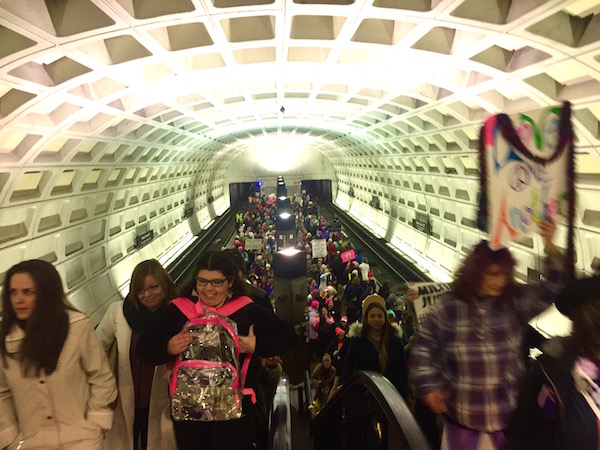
138, 251, 295, 450
411, 220, 563, 450
0, 260, 116, 449
95, 259, 177, 450
338, 294, 408, 397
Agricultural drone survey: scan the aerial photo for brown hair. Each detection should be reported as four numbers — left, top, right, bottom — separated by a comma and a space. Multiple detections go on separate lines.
1, 260, 71, 376
194, 251, 246, 298
452, 240, 517, 301
362, 301, 394, 373
570, 298, 600, 359
126, 259, 177, 309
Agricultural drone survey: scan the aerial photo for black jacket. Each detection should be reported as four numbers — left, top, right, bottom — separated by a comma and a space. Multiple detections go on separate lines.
505, 339, 599, 450
138, 296, 296, 404
339, 322, 408, 398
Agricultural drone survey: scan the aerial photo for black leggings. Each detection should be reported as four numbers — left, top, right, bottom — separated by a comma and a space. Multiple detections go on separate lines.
134, 407, 150, 450
172, 413, 258, 450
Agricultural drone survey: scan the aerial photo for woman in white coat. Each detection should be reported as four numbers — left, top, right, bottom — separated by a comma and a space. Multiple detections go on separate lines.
95, 259, 177, 450
0, 259, 117, 450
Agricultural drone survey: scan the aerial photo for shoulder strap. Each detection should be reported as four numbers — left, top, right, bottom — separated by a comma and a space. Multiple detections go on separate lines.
218, 296, 253, 317
170, 297, 199, 319
171, 296, 253, 318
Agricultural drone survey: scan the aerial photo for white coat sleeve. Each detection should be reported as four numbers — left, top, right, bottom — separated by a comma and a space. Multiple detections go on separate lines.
80, 318, 117, 430
0, 365, 19, 448
95, 302, 118, 354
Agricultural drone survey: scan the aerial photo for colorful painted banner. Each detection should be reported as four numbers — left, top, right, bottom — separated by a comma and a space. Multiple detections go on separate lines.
478, 103, 575, 251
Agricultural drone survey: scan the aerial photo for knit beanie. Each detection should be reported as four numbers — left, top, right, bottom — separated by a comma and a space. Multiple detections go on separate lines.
361, 294, 386, 322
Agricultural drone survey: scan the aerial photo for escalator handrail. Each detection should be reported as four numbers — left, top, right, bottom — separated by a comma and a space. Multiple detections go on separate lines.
168, 202, 240, 284
303, 369, 312, 415
315, 370, 432, 450
270, 375, 292, 450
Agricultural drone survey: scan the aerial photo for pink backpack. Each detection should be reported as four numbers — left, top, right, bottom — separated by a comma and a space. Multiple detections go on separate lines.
169, 296, 255, 421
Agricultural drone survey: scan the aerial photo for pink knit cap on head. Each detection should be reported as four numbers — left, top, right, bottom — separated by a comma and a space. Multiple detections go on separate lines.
311, 300, 319, 310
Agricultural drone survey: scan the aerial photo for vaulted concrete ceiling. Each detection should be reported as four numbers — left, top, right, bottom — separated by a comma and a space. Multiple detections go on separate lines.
1, 1, 600, 316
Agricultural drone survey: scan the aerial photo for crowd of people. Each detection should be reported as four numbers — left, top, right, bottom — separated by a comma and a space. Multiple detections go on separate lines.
1, 189, 599, 450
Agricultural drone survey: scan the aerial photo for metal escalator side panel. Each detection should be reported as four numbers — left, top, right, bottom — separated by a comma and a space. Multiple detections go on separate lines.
313, 371, 432, 450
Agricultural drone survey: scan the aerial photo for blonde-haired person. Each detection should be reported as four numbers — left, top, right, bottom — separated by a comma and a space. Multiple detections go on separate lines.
338, 294, 408, 398
0, 260, 116, 450
95, 259, 177, 450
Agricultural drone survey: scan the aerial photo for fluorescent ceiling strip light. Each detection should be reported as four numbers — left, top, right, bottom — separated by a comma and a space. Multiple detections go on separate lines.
390, 237, 452, 282
159, 233, 199, 268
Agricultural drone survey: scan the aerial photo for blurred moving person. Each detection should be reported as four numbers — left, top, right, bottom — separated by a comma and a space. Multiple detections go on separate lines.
506, 276, 600, 450
410, 220, 563, 450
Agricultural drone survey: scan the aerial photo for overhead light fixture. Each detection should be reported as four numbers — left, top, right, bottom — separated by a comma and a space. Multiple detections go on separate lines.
279, 247, 300, 256
279, 212, 291, 219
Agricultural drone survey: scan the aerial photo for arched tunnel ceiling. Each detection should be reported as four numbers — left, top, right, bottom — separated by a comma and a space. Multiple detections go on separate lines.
2, 0, 600, 167
1, 0, 600, 304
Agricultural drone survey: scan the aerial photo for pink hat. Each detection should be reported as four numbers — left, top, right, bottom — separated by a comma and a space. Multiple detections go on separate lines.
335, 327, 345, 336
310, 300, 319, 310
340, 316, 348, 322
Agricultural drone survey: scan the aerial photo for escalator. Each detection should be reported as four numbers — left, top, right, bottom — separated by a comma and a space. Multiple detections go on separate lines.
322, 202, 432, 284
270, 375, 292, 450
167, 200, 243, 285
310, 371, 431, 450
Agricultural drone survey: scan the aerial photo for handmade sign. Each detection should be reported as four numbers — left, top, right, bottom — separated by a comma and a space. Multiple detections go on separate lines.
244, 238, 263, 251
311, 239, 327, 259
407, 282, 452, 326
340, 249, 355, 263
477, 102, 575, 251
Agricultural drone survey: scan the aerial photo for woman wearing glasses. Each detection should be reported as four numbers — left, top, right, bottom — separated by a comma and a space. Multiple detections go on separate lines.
138, 250, 296, 450
95, 259, 177, 450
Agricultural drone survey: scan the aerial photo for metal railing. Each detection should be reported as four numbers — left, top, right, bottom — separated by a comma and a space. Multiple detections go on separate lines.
270, 375, 292, 450
323, 203, 431, 283
168, 203, 240, 286
313, 371, 431, 450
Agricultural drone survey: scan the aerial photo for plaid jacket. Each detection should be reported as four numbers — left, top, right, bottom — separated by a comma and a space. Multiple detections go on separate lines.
411, 263, 563, 432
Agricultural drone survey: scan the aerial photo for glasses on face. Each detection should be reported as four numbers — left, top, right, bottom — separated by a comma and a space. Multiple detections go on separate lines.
196, 277, 229, 287
137, 284, 162, 297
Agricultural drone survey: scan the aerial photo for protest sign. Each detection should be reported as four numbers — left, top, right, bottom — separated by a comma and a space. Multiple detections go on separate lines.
477, 103, 575, 252
408, 281, 452, 326
244, 238, 263, 251
311, 239, 327, 259
341, 249, 355, 263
